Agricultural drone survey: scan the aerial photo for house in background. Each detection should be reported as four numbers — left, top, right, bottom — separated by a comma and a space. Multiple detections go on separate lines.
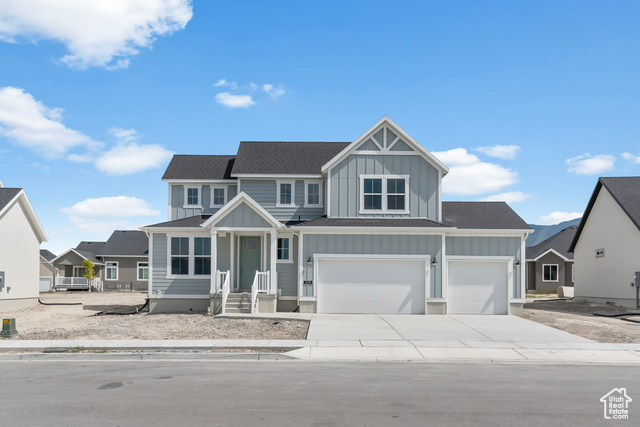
51, 242, 105, 290
569, 177, 640, 309
0, 184, 48, 310
39, 249, 64, 292
142, 116, 532, 315
525, 226, 577, 293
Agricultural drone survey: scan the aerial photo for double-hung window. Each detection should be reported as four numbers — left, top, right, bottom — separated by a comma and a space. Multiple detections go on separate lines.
194, 237, 212, 275
138, 262, 149, 281
276, 180, 295, 207
73, 266, 86, 278
171, 237, 190, 275
304, 181, 323, 208
277, 237, 292, 263
169, 236, 212, 277
360, 175, 409, 213
184, 186, 201, 207
105, 261, 118, 281
543, 264, 558, 282
211, 187, 226, 207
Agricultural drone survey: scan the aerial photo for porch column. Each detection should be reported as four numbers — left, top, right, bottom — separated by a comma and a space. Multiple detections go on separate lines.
270, 229, 277, 294
210, 228, 217, 294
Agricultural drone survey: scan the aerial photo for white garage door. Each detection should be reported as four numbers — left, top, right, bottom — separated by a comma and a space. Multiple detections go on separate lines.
448, 261, 508, 314
316, 258, 427, 314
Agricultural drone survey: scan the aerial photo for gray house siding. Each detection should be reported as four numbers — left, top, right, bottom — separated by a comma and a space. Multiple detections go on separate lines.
565, 262, 574, 286
215, 203, 271, 228
217, 234, 231, 272
239, 179, 325, 221
102, 256, 148, 291
446, 236, 522, 299
276, 235, 298, 297
328, 154, 440, 219
152, 233, 210, 296
302, 234, 442, 298
171, 184, 238, 220
531, 252, 570, 293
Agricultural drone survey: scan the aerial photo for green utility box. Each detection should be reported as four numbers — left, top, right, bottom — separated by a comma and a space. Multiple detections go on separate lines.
1, 318, 18, 338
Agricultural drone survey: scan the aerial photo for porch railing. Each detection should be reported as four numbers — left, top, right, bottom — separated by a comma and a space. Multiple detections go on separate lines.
215, 270, 228, 294
55, 277, 103, 292
219, 270, 231, 314
251, 271, 271, 314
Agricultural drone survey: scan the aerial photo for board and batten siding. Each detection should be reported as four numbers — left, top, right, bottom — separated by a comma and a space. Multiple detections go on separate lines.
151, 233, 210, 296
446, 236, 523, 299
170, 184, 238, 220
302, 234, 442, 298
215, 203, 271, 228
217, 234, 231, 272
329, 154, 440, 219
276, 235, 298, 297
239, 179, 325, 221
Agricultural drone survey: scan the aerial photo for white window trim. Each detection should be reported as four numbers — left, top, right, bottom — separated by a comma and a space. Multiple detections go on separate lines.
277, 234, 293, 264
73, 266, 86, 278
304, 180, 323, 208
571, 264, 575, 283
166, 235, 212, 279
137, 262, 149, 281
276, 180, 296, 208
105, 261, 119, 281
542, 264, 559, 282
359, 174, 410, 214
210, 185, 227, 208
184, 186, 202, 208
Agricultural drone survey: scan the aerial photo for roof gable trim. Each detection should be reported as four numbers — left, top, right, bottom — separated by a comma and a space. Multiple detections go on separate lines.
201, 192, 284, 230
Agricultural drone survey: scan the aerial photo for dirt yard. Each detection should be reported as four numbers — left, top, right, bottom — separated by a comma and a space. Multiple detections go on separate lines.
524, 296, 640, 343
0, 292, 309, 340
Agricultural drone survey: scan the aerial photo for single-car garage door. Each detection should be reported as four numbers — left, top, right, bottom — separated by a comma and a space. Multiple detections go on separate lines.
447, 260, 508, 314
316, 257, 427, 314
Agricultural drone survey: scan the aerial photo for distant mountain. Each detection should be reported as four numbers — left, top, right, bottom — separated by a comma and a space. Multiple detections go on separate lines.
526, 218, 582, 247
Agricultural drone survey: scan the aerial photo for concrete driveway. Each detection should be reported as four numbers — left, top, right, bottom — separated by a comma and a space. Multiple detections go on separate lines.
306, 314, 592, 346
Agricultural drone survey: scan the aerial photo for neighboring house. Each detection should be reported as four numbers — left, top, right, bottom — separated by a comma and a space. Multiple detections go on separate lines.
525, 226, 577, 293
52, 231, 149, 291
39, 249, 64, 292
0, 186, 48, 310
569, 177, 640, 309
142, 116, 532, 315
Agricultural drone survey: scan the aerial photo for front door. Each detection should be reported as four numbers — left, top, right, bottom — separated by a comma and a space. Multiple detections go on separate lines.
239, 236, 261, 290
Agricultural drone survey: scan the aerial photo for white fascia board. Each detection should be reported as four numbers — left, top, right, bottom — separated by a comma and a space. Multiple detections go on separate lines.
161, 179, 237, 183
289, 226, 453, 235
0, 190, 48, 242
532, 248, 571, 262
99, 254, 149, 258
445, 229, 532, 236
201, 191, 284, 230
231, 174, 323, 179
140, 226, 207, 233
50, 248, 88, 264
320, 116, 450, 175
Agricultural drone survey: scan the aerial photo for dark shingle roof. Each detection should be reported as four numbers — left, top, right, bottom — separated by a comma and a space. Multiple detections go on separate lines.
40, 249, 57, 262
0, 188, 22, 211
75, 241, 105, 254
97, 230, 149, 256
526, 226, 577, 260
295, 216, 450, 228
231, 141, 350, 175
162, 155, 236, 180
442, 202, 532, 230
569, 177, 640, 252
145, 215, 212, 228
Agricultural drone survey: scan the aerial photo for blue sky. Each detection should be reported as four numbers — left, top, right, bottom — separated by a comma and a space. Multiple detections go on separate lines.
1, 1, 639, 254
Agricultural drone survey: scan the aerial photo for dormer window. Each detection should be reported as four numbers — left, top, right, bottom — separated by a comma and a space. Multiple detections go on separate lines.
184, 186, 201, 208
359, 175, 409, 214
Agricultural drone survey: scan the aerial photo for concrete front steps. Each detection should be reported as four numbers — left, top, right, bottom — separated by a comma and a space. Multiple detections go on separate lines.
225, 292, 252, 314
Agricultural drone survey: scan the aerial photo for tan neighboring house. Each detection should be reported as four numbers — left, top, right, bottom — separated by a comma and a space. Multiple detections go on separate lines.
39, 249, 63, 291
569, 177, 640, 309
525, 226, 577, 293
0, 185, 48, 310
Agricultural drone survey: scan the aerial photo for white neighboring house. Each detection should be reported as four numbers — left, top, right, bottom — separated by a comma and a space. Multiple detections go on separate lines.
0, 184, 48, 310
569, 177, 640, 309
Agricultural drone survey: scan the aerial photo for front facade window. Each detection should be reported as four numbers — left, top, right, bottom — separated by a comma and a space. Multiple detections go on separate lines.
304, 181, 323, 208
170, 236, 212, 277
184, 186, 201, 207
360, 175, 409, 213
73, 266, 86, 278
194, 237, 212, 275
277, 237, 291, 262
211, 187, 226, 207
543, 264, 558, 282
276, 180, 295, 207
105, 261, 118, 280
138, 262, 149, 281
171, 237, 189, 275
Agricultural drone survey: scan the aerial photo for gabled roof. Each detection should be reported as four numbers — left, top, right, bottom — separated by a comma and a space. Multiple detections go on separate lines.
40, 249, 57, 262
321, 116, 449, 175
201, 192, 284, 230
569, 177, 640, 252
143, 215, 212, 229
442, 202, 532, 230
526, 226, 577, 261
294, 216, 451, 228
231, 141, 350, 176
50, 248, 104, 265
97, 230, 148, 256
162, 155, 236, 181
0, 188, 48, 243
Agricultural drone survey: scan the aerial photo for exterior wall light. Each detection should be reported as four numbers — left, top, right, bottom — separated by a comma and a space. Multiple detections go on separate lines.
514, 259, 521, 266
307, 256, 313, 265
431, 258, 437, 266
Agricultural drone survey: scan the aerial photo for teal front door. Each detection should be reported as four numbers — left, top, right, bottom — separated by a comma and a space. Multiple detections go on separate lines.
239, 236, 261, 290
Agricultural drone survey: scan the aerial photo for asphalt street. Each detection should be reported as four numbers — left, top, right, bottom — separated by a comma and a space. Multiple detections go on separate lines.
0, 361, 637, 426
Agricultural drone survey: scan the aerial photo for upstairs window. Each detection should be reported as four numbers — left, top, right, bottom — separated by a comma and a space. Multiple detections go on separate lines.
184, 186, 201, 207
304, 181, 323, 208
360, 175, 409, 213
105, 261, 118, 280
543, 264, 558, 282
277, 180, 295, 207
211, 187, 226, 207
194, 237, 211, 275
171, 237, 189, 275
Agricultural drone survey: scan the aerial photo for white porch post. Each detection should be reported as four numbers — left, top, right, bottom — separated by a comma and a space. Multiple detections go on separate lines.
210, 228, 217, 294
230, 231, 235, 291
270, 229, 277, 294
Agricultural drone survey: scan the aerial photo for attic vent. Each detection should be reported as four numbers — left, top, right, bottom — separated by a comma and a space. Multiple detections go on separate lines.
596, 248, 605, 258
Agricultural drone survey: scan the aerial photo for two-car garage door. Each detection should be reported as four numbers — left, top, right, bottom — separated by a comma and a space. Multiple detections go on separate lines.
316, 257, 427, 314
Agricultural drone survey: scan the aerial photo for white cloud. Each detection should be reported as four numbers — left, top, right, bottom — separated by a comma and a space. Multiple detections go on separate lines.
214, 79, 238, 90
539, 211, 582, 225
62, 196, 160, 233
263, 84, 285, 98
215, 92, 255, 108
479, 191, 531, 203
622, 152, 640, 164
476, 144, 520, 160
0, 0, 193, 69
566, 153, 615, 175
432, 148, 518, 195
0, 86, 102, 158
96, 143, 173, 175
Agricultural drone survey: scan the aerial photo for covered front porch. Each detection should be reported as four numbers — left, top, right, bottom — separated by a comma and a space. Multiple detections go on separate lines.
51, 249, 104, 291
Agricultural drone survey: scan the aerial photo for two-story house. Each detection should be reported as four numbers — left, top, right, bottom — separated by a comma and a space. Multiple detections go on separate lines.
142, 117, 532, 315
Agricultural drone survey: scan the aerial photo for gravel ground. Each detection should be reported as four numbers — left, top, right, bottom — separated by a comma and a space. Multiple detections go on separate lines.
523, 297, 640, 343
0, 292, 309, 340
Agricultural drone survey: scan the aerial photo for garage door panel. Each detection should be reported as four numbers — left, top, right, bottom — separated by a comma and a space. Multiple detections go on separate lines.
317, 258, 426, 314
448, 261, 508, 315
